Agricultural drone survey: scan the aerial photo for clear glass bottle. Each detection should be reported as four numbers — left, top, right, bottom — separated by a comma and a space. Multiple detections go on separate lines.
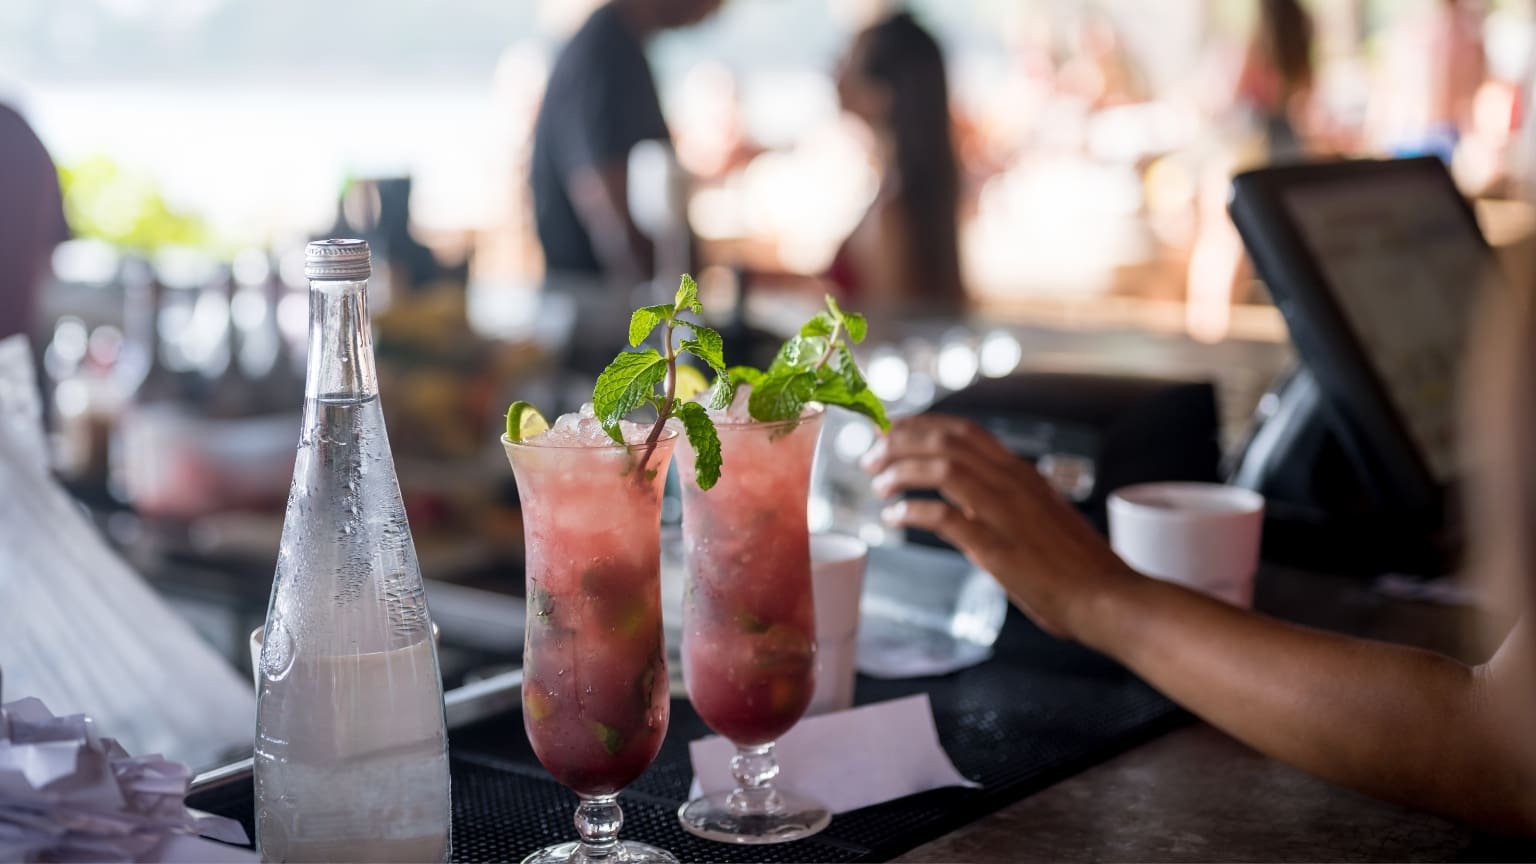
254, 239, 451, 863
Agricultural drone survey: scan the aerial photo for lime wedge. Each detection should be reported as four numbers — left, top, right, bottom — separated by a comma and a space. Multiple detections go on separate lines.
505, 401, 550, 443
675, 364, 710, 402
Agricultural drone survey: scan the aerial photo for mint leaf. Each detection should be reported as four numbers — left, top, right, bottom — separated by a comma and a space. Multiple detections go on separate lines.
749, 370, 816, 422
591, 721, 623, 756
675, 400, 722, 490
707, 376, 736, 411
811, 373, 889, 430
799, 312, 836, 338
746, 295, 885, 428
530, 587, 555, 622
593, 349, 667, 443
831, 344, 866, 394
735, 610, 771, 633
674, 273, 703, 315
728, 365, 764, 388
680, 323, 726, 374
843, 312, 868, 343
628, 304, 674, 347
768, 335, 825, 375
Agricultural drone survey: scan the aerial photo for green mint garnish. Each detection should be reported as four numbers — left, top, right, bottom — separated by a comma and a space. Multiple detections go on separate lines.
735, 610, 771, 634
593, 274, 727, 489
742, 295, 889, 430
727, 365, 763, 389
591, 721, 624, 756
673, 400, 720, 484
636, 662, 657, 709
628, 304, 675, 347
592, 350, 667, 441
530, 587, 555, 622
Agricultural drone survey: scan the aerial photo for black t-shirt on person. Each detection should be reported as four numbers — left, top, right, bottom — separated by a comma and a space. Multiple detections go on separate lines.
530, 3, 670, 276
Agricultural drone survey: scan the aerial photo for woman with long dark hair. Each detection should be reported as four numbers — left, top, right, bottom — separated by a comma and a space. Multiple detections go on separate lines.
1238, 0, 1315, 159
829, 12, 966, 314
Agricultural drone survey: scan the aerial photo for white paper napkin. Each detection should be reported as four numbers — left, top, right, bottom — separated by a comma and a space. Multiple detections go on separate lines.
688, 694, 979, 814
0, 696, 255, 863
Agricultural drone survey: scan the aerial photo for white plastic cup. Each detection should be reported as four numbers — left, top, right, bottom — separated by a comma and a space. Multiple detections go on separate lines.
807, 533, 869, 716
1108, 482, 1265, 607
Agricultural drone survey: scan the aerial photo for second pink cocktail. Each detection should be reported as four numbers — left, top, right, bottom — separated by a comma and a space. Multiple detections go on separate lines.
676, 406, 830, 844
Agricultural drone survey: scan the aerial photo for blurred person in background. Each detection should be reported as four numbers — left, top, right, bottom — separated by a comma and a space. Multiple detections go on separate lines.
529, 0, 723, 289
1185, 0, 1316, 342
1236, 0, 1316, 162
0, 102, 67, 342
830, 11, 966, 316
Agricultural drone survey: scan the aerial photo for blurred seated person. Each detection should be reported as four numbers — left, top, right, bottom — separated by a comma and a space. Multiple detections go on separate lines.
864, 276, 1536, 833
529, 0, 722, 289
0, 102, 67, 342
830, 12, 966, 316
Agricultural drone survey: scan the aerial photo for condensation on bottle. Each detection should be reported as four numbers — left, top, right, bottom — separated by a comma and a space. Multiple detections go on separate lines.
253, 239, 451, 863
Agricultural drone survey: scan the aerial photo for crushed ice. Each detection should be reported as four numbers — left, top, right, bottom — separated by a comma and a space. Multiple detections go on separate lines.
530, 403, 652, 446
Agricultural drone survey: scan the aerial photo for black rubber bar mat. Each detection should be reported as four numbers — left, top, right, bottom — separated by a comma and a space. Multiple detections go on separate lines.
190, 609, 1185, 862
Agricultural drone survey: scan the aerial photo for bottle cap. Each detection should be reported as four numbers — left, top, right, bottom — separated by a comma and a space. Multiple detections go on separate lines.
304, 239, 371, 281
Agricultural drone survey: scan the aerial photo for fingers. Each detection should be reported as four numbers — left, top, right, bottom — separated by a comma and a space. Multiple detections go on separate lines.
870, 456, 1010, 526
879, 498, 996, 559
861, 414, 1017, 474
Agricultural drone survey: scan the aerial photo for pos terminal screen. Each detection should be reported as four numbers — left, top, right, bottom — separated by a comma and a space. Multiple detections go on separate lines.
1278, 171, 1487, 484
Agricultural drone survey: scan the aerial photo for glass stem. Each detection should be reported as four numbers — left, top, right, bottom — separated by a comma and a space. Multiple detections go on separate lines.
728, 742, 784, 814
573, 793, 623, 860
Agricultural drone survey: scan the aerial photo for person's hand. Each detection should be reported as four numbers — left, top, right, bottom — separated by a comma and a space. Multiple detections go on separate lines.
861, 414, 1139, 641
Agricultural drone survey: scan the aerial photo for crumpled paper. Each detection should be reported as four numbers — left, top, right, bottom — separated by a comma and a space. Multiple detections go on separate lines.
0, 696, 254, 863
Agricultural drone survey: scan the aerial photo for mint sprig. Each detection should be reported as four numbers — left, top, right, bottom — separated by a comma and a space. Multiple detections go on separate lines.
593, 274, 726, 489
744, 296, 889, 430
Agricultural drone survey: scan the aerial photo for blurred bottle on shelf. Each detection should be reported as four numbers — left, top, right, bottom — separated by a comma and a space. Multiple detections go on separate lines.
118, 257, 192, 406
251, 255, 306, 415
113, 251, 299, 519
207, 269, 254, 419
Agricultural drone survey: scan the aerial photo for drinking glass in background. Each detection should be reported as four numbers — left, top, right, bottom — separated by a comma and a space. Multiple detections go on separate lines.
1108, 482, 1266, 607
503, 428, 679, 864
857, 543, 1008, 678
675, 408, 831, 844
658, 525, 687, 690
807, 534, 868, 716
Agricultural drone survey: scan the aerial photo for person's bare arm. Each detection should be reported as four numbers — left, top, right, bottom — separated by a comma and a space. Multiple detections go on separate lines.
567, 159, 654, 285
1093, 579, 1535, 834
865, 414, 1536, 835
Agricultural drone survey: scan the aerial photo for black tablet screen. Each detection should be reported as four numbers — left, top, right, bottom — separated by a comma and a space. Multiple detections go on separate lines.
1280, 171, 1486, 484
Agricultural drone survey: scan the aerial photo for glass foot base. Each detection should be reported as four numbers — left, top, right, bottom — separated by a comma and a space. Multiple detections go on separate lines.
677, 789, 832, 845
521, 840, 678, 864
